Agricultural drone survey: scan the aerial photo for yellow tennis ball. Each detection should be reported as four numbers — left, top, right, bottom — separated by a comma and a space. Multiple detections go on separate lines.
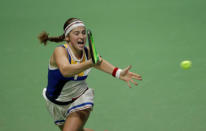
180, 60, 192, 69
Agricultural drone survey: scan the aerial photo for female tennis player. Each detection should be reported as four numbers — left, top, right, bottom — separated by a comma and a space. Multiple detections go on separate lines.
38, 18, 142, 131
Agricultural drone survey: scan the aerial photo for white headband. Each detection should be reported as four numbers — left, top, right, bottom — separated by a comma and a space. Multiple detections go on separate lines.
64, 20, 85, 37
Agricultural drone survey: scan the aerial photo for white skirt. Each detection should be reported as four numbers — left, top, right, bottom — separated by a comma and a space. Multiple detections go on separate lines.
42, 88, 94, 125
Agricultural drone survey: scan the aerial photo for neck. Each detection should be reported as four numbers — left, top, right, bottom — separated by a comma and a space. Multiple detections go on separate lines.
67, 42, 83, 59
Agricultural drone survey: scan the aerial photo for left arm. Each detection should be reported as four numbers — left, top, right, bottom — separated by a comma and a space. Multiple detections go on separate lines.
94, 58, 115, 75
94, 58, 142, 88
86, 46, 142, 88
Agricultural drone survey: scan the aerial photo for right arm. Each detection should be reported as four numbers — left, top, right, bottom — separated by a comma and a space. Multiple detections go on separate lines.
53, 47, 94, 77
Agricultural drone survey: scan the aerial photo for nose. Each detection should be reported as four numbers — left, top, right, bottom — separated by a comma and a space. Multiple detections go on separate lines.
79, 33, 85, 39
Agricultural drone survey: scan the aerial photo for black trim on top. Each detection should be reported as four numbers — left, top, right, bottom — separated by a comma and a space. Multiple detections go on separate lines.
46, 91, 74, 105
45, 88, 88, 105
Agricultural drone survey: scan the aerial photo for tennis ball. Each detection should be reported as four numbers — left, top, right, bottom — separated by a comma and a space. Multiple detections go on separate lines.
180, 60, 192, 69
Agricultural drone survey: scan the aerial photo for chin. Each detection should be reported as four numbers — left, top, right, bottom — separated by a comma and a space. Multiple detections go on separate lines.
78, 45, 85, 50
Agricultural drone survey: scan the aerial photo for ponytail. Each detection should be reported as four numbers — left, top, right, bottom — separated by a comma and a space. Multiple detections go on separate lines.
38, 18, 81, 45
38, 31, 65, 46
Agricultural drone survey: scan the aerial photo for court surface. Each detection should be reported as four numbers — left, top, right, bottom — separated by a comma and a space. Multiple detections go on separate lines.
0, 0, 206, 130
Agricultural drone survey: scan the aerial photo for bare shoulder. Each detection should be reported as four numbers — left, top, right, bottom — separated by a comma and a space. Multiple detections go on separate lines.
53, 46, 68, 60
54, 46, 67, 55
50, 46, 67, 66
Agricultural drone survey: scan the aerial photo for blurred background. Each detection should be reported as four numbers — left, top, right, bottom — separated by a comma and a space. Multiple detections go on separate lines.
0, 0, 206, 131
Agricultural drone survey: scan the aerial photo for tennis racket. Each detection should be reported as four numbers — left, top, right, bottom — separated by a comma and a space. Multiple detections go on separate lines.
87, 29, 100, 64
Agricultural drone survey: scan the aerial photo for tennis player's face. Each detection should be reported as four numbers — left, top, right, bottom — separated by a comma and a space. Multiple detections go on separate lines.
68, 26, 86, 51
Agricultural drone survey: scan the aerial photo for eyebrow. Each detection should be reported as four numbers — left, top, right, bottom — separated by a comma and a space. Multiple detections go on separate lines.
73, 30, 86, 33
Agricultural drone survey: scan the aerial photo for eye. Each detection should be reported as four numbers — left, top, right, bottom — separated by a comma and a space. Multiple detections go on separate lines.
82, 30, 86, 35
74, 31, 79, 35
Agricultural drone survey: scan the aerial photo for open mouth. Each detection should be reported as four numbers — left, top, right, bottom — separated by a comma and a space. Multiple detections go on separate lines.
78, 41, 84, 45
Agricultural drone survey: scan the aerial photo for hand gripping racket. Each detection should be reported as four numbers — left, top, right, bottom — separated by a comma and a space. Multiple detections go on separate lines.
87, 29, 100, 64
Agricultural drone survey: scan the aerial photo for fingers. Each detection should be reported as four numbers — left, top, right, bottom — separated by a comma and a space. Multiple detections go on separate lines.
121, 65, 132, 76
96, 55, 103, 65
130, 79, 138, 86
130, 72, 142, 80
121, 66, 142, 80
126, 80, 138, 88
120, 65, 142, 88
124, 78, 138, 88
127, 81, 132, 88
126, 65, 132, 71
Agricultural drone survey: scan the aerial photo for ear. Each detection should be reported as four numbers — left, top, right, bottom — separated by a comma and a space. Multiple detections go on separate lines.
65, 36, 70, 41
